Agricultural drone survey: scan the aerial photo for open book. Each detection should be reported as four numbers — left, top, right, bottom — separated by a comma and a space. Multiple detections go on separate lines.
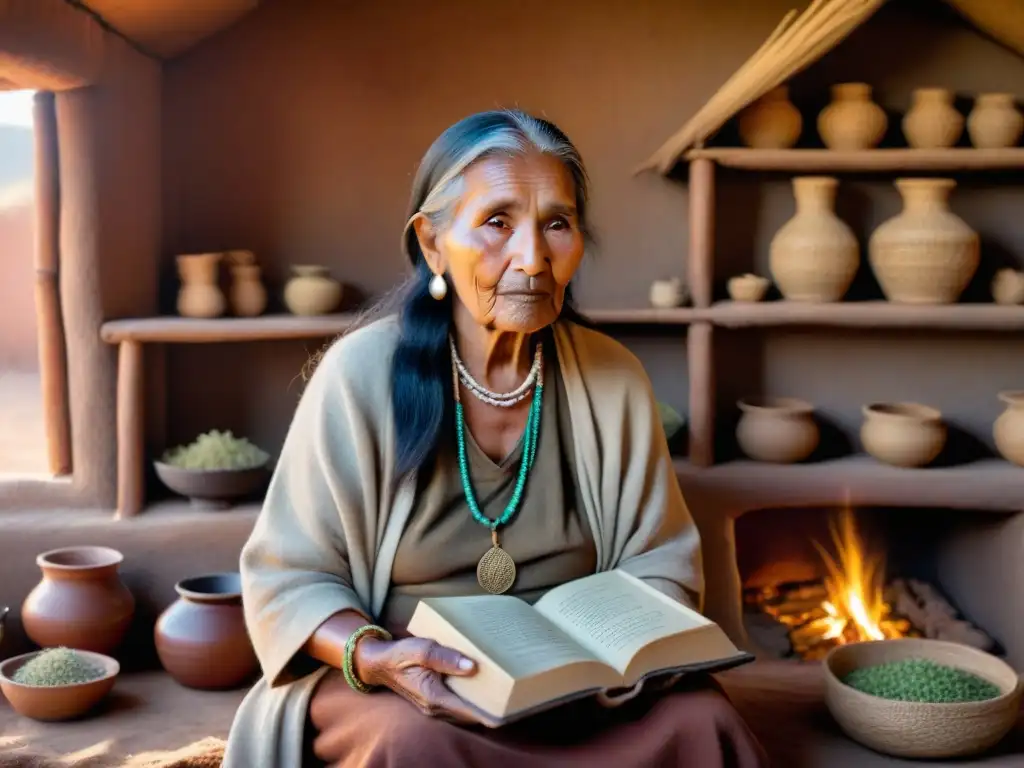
407, 569, 753, 726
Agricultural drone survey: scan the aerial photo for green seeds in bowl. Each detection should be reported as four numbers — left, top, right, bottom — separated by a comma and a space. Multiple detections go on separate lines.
843, 658, 1002, 703
11, 648, 106, 687
162, 429, 269, 471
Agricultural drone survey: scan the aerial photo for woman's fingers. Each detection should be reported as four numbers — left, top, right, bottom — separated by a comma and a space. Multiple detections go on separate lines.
400, 638, 477, 676
416, 671, 483, 724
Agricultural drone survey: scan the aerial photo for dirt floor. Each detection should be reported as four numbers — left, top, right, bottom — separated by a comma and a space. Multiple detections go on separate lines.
0, 369, 49, 477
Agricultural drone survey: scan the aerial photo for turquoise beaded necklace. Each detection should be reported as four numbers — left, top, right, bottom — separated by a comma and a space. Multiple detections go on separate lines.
451, 340, 543, 594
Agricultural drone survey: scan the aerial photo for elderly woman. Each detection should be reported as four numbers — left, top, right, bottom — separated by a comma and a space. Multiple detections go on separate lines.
223, 110, 767, 768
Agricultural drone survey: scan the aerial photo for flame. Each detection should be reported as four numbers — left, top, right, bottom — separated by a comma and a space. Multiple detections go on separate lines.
811, 507, 897, 644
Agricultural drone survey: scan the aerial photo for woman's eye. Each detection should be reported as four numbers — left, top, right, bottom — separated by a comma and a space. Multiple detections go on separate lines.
548, 217, 570, 231
486, 216, 508, 230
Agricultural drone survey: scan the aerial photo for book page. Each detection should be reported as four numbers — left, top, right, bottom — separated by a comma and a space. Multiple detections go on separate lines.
420, 595, 603, 680
534, 570, 709, 673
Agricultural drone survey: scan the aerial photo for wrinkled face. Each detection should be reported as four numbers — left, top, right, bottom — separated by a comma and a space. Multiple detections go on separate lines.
415, 152, 585, 333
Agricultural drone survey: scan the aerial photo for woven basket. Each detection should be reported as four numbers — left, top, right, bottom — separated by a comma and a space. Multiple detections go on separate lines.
824, 638, 1022, 758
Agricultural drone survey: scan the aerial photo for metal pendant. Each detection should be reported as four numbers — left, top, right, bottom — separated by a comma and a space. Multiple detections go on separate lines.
476, 530, 516, 594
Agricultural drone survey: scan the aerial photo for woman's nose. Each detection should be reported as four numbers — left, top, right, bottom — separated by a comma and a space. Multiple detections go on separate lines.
508, 223, 550, 275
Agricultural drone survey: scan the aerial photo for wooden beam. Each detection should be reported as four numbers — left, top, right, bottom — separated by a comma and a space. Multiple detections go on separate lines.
686, 147, 1024, 172
688, 158, 715, 308
115, 340, 145, 518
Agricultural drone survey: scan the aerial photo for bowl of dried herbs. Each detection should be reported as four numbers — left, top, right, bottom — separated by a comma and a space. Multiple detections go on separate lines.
824, 638, 1021, 758
0, 646, 119, 721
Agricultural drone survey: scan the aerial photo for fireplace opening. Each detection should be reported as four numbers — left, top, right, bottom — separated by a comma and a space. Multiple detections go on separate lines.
736, 506, 1002, 663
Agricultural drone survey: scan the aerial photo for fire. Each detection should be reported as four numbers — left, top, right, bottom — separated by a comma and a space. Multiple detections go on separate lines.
749, 507, 911, 660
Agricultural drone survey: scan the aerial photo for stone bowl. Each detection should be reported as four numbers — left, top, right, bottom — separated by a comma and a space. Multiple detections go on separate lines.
824, 638, 1022, 759
153, 461, 269, 510
0, 649, 119, 721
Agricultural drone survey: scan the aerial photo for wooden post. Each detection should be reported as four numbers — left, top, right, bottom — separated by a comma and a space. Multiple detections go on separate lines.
688, 322, 715, 467
32, 91, 72, 476
688, 157, 715, 308
116, 340, 145, 518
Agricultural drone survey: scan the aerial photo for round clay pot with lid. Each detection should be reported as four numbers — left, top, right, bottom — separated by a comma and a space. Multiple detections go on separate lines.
738, 85, 803, 149
736, 397, 820, 463
21, 547, 135, 655
902, 88, 964, 149
967, 93, 1024, 149
817, 83, 888, 150
283, 265, 342, 315
993, 390, 1024, 466
861, 402, 946, 468
155, 572, 258, 690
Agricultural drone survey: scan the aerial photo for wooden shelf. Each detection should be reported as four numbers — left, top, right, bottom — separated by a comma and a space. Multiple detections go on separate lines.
674, 456, 1024, 513
685, 147, 1024, 173
710, 300, 1024, 331
100, 313, 359, 343
584, 307, 710, 324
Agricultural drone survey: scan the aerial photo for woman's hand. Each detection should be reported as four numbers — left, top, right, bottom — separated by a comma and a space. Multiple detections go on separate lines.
353, 636, 482, 723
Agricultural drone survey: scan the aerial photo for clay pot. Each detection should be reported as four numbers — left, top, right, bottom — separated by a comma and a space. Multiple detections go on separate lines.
727, 274, 770, 302
968, 94, 1024, 149
283, 265, 342, 316
649, 277, 688, 308
861, 402, 946, 468
817, 83, 888, 151
21, 547, 135, 655
229, 264, 267, 317
868, 178, 979, 304
155, 572, 258, 690
992, 268, 1024, 306
903, 88, 964, 149
738, 86, 803, 149
176, 253, 226, 318
993, 391, 1024, 466
736, 397, 819, 464
769, 176, 859, 302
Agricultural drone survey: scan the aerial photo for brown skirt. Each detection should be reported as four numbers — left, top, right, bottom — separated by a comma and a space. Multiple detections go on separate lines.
306, 672, 769, 768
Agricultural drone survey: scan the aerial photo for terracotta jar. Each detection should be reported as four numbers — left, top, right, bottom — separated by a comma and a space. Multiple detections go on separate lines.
902, 88, 964, 149
229, 264, 267, 317
738, 86, 803, 149
868, 178, 979, 304
727, 273, 770, 302
992, 268, 1024, 305
21, 547, 135, 655
176, 253, 226, 318
769, 176, 859, 302
993, 391, 1024, 466
283, 265, 342, 316
861, 403, 946, 468
736, 397, 819, 464
967, 93, 1024, 149
155, 573, 258, 690
817, 83, 888, 150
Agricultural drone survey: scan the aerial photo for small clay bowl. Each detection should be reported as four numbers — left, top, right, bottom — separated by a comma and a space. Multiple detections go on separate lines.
824, 638, 1022, 758
153, 461, 269, 510
0, 649, 119, 722
727, 274, 770, 302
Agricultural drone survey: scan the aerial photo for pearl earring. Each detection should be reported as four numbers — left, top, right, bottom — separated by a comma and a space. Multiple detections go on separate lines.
429, 274, 448, 300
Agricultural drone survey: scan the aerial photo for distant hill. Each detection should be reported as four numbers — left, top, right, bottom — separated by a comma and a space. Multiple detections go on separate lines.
0, 125, 33, 189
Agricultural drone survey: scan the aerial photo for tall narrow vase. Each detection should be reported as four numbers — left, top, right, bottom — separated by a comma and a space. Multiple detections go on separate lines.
176, 253, 226, 318
868, 179, 979, 304
769, 177, 859, 302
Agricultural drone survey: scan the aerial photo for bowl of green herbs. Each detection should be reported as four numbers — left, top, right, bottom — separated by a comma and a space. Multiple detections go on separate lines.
824, 638, 1021, 758
154, 429, 271, 510
0, 647, 119, 721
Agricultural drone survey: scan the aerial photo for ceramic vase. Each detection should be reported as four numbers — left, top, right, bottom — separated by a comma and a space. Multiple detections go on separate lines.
868, 178, 979, 304
21, 547, 135, 655
902, 88, 964, 149
994, 391, 1024, 466
155, 573, 258, 690
967, 94, 1024, 149
736, 397, 819, 464
738, 86, 803, 149
769, 176, 859, 302
992, 269, 1024, 305
176, 253, 226, 318
817, 83, 888, 151
229, 264, 267, 317
861, 402, 946, 468
283, 265, 342, 316
727, 274, 770, 302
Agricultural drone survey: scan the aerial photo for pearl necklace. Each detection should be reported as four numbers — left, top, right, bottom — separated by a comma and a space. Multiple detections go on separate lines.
448, 338, 542, 408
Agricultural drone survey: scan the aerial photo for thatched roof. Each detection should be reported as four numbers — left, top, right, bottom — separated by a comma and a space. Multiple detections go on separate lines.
640, 0, 1024, 175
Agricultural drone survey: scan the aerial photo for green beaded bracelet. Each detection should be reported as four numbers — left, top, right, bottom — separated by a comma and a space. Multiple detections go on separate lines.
342, 624, 393, 694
